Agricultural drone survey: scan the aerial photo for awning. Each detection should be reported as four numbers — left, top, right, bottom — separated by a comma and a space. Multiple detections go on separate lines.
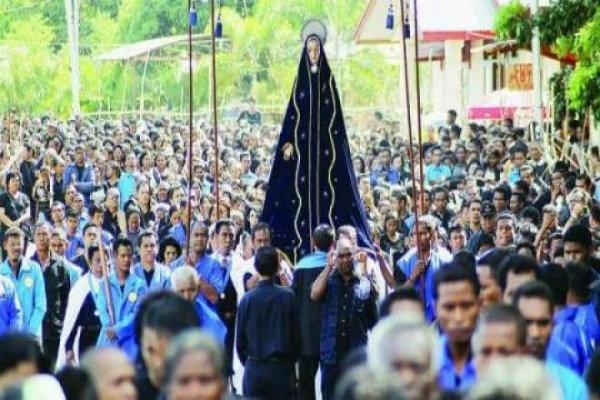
468, 89, 548, 120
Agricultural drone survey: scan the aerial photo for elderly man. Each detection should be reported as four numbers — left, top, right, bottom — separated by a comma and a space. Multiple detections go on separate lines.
311, 238, 378, 400
81, 348, 138, 400
367, 314, 438, 400
170, 265, 226, 344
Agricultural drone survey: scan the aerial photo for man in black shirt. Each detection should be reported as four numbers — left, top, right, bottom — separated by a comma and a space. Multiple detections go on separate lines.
237, 246, 300, 400
293, 224, 334, 400
30, 221, 71, 367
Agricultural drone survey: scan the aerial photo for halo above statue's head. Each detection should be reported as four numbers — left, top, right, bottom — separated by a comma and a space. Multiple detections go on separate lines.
301, 20, 327, 73
301, 19, 328, 45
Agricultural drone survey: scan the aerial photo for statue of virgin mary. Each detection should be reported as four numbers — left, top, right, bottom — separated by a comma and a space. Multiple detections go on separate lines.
261, 20, 371, 261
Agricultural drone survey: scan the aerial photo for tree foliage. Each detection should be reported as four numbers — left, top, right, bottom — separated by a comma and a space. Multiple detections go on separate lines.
495, 0, 600, 125
0, 0, 397, 118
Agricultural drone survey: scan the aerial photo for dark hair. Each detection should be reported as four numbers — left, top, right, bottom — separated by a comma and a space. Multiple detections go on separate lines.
494, 185, 510, 201
478, 304, 527, 347
254, 246, 279, 277
498, 254, 539, 293
55, 366, 97, 400
0, 333, 47, 375
87, 245, 100, 262
134, 290, 200, 346
563, 224, 592, 249
516, 242, 537, 258
113, 237, 132, 254
449, 225, 465, 237
66, 209, 80, 220
452, 251, 476, 272
512, 280, 555, 312
496, 211, 516, 227
379, 287, 422, 317
251, 222, 271, 241
566, 262, 593, 302
82, 222, 96, 236
214, 219, 233, 236
539, 263, 568, 306
432, 186, 448, 200
477, 248, 512, 283
5, 171, 21, 188
138, 229, 157, 247
313, 224, 335, 251
520, 206, 541, 226
476, 233, 495, 253
88, 204, 104, 218
158, 236, 182, 263
434, 266, 480, 300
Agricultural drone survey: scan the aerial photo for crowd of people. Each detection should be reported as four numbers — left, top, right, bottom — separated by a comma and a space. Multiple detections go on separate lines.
0, 108, 599, 400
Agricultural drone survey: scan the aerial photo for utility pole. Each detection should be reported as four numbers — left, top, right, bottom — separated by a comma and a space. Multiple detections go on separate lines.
532, 0, 542, 139
64, 0, 81, 115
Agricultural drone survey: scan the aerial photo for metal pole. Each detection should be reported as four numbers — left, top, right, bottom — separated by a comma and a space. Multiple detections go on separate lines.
186, 0, 194, 256
210, 0, 221, 219
412, 0, 425, 213
64, 0, 81, 115
98, 245, 115, 326
399, 0, 423, 266
532, 0, 543, 139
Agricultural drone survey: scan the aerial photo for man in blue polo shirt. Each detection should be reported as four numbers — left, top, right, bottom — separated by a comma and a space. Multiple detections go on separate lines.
171, 221, 221, 305
0, 227, 46, 339
397, 217, 452, 322
96, 237, 146, 360
132, 230, 170, 292
425, 146, 451, 186
513, 281, 589, 400
435, 265, 480, 392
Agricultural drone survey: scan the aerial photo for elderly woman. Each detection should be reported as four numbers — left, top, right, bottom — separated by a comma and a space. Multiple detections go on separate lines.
162, 331, 228, 400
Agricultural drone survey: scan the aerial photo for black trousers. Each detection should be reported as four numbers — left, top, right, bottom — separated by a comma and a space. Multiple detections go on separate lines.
297, 355, 319, 400
320, 362, 341, 400
243, 359, 294, 400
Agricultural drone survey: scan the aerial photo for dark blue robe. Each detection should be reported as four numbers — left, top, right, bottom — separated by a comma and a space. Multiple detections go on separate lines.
261, 38, 371, 262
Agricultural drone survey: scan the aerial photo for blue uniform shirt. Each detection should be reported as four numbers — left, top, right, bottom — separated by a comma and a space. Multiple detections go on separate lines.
96, 271, 147, 360
546, 360, 589, 400
195, 298, 227, 344
397, 248, 453, 322
425, 164, 451, 186
0, 259, 46, 337
168, 224, 187, 249
437, 336, 476, 392
0, 275, 22, 334
172, 253, 224, 296
132, 262, 171, 292
573, 303, 600, 348
548, 308, 594, 375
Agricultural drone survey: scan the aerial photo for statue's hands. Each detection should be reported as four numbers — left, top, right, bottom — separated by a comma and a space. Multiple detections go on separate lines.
282, 142, 294, 161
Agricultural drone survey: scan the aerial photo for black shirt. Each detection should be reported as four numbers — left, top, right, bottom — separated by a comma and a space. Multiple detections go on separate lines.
236, 279, 300, 364
292, 264, 324, 356
142, 269, 154, 287
336, 279, 354, 357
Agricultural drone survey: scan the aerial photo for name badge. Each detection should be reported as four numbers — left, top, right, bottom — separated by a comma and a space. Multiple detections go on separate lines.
24, 277, 34, 288
128, 292, 138, 303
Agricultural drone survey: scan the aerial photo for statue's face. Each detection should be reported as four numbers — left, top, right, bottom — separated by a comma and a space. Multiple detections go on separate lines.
307, 38, 321, 66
